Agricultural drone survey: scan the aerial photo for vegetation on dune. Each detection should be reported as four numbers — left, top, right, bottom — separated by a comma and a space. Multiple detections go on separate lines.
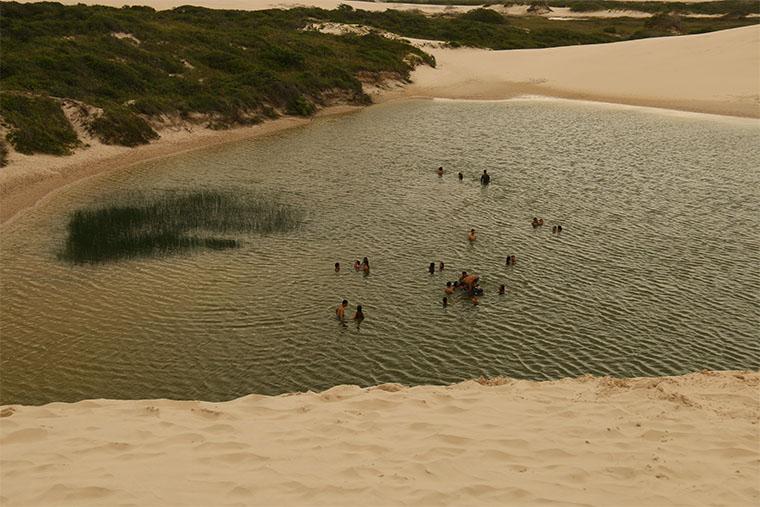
375, 0, 759, 16
0, 2, 433, 155
315, 4, 755, 48
60, 190, 303, 263
0, 139, 8, 167
88, 106, 159, 147
0, 1, 755, 157
0, 93, 80, 155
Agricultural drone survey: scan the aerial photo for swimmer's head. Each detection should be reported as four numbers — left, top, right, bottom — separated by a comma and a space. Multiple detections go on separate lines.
342, 300, 348, 306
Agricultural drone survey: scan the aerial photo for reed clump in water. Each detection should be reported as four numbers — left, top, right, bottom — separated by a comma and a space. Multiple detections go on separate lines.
61, 190, 302, 263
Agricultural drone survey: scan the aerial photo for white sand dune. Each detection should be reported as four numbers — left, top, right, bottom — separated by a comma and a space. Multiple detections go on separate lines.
396, 25, 760, 118
1, 371, 758, 506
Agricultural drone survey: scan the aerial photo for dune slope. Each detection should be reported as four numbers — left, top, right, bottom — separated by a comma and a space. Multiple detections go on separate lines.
402, 25, 760, 118
1, 371, 758, 506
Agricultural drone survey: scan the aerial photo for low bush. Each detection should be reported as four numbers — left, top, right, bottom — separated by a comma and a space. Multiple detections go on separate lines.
0, 93, 79, 155
89, 107, 159, 147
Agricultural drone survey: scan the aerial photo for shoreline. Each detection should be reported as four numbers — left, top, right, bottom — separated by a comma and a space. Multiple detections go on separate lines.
2, 92, 757, 227
0, 105, 362, 226
2, 25, 758, 225
2, 370, 758, 506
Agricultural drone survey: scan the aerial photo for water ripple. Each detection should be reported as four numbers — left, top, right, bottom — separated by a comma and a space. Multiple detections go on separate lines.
1, 99, 759, 404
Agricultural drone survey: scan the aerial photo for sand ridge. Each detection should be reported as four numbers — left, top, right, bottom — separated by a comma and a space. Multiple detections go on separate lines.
393, 25, 760, 119
1, 371, 758, 506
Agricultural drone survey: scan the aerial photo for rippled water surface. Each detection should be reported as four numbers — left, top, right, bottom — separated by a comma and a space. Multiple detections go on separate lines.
2, 99, 759, 405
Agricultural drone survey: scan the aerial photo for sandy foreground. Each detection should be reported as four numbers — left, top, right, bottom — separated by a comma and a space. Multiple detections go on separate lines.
1, 371, 758, 506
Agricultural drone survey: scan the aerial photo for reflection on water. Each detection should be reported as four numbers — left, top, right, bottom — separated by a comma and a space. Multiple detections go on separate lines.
2, 99, 759, 405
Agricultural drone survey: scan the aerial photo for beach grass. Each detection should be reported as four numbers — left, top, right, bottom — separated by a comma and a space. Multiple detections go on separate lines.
60, 190, 303, 263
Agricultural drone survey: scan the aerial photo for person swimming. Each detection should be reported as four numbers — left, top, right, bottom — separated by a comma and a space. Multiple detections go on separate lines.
468, 229, 477, 242
445, 281, 455, 295
480, 169, 490, 185
443, 296, 448, 307
429, 262, 435, 275
336, 299, 348, 321
557, 225, 563, 233
511, 255, 516, 265
334, 262, 340, 272
462, 273, 479, 293
352, 305, 364, 321
552, 225, 557, 234
436, 166, 444, 176
532, 217, 540, 228
506, 256, 511, 266
439, 261, 445, 272
499, 284, 506, 295
353, 259, 361, 271
458, 172, 463, 181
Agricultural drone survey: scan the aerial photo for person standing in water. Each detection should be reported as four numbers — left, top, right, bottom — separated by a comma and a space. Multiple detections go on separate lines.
480, 170, 491, 185
443, 297, 449, 307
445, 281, 455, 295
336, 300, 349, 321
468, 228, 477, 242
499, 284, 506, 295
352, 305, 364, 321
361, 257, 370, 274
439, 261, 445, 272
334, 262, 340, 272
436, 166, 444, 177
458, 172, 463, 181
429, 262, 435, 275
353, 259, 361, 271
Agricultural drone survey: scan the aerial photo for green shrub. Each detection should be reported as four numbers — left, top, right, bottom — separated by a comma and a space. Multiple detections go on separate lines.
460, 8, 508, 24
89, 107, 159, 147
0, 139, 8, 167
0, 94, 79, 155
286, 95, 317, 116
646, 12, 683, 32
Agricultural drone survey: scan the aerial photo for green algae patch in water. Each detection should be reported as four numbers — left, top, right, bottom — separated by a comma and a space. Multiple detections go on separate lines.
60, 190, 302, 263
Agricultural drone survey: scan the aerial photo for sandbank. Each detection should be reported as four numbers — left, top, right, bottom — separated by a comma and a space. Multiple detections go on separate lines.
391, 25, 760, 119
1, 370, 758, 506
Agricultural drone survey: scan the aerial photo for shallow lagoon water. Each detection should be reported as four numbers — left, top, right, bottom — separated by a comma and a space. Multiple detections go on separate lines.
2, 99, 759, 405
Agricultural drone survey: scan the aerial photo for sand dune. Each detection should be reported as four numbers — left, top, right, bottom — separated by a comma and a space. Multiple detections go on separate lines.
1, 371, 758, 506
395, 25, 760, 118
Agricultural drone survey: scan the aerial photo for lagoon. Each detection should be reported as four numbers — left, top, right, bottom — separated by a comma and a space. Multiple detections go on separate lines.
1, 99, 758, 405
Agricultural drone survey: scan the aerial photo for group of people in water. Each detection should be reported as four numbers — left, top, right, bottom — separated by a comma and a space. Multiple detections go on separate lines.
333, 166, 566, 322
334, 257, 370, 325
532, 217, 564, 233
335, 299, 364, 323
437, 166, 491, 186
334, 257, 370, 275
